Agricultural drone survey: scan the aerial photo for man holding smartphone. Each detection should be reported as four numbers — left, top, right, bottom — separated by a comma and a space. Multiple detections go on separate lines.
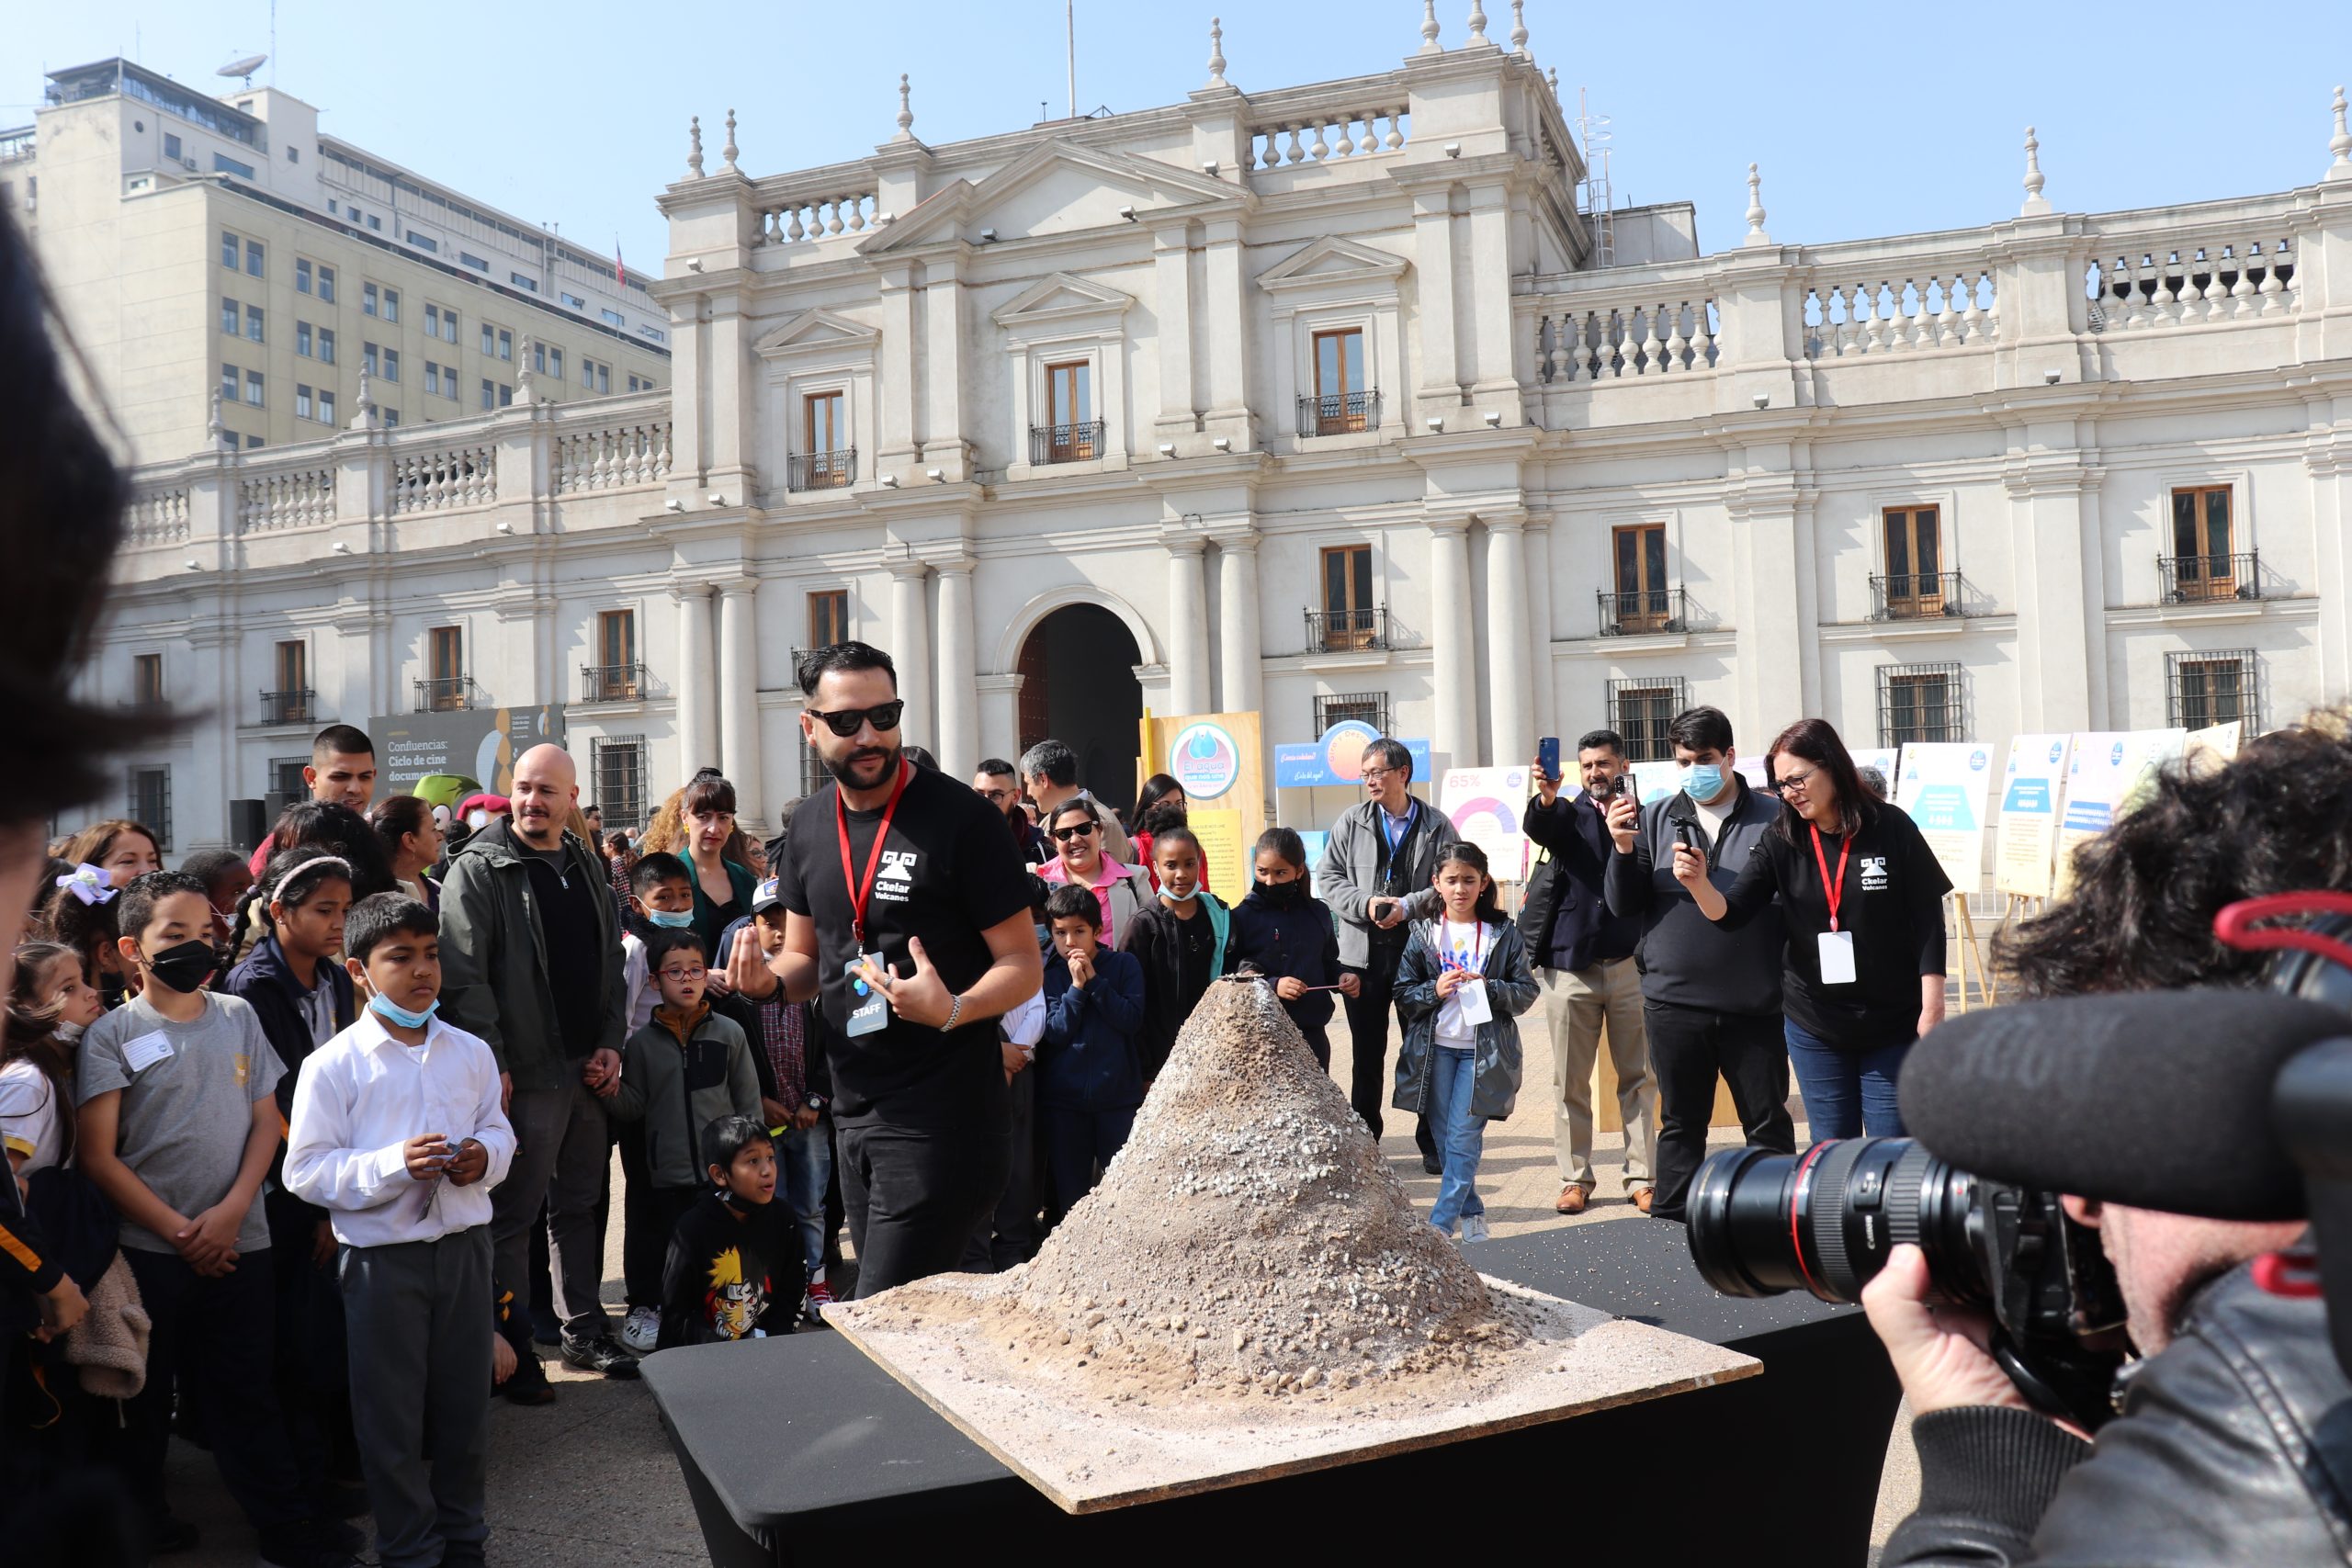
1522, 730, 1656, 1215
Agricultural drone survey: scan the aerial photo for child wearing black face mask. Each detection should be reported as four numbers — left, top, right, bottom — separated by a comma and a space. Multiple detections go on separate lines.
75, 872, 358, 1563
1223, 829, 1360, 1069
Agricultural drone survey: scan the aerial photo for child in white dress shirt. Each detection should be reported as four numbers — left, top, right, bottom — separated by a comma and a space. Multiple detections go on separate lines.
285, 894, 514, 1568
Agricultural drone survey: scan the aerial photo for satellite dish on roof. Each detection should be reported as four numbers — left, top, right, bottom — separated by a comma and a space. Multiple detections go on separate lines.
217, 53, 268, 85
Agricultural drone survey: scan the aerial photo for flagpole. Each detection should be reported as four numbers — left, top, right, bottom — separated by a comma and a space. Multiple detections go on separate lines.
1067, 0, 1076, 118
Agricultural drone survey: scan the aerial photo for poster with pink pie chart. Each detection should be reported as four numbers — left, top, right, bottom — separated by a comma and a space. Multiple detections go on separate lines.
1437, 766, 1532, 881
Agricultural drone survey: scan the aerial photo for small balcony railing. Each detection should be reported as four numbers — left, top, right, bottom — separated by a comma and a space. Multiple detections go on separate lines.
1296, 389, 1379, 437
1030, 419, 1103, 465
1870, 571, 1964, 621
413, 675, 482, 713
2160, 550, 2260, 604
581, 662, 647, 704
787, 448, 856, 491
1304, 604, 1390, 653
1597, 586, 1686, 636
258, 687, 314, 726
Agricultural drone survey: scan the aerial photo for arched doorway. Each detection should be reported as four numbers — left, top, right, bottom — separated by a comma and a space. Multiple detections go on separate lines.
1016, 603, 1143, 815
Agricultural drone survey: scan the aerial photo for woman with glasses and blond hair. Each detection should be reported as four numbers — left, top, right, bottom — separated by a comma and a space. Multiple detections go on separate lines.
1678, 717, 1951, 1139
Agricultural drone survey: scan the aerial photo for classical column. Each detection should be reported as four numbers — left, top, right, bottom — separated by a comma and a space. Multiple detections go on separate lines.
1166, 536, 1212, 716
718, 579, 764, 823
888, 562, 934, 750
1152, 225, 1197, 444
934, 559, 978, 776
673, 583, 719, 776
1524, 511, 1557, 739
1430, 519, 1478, 765
1216, 534, 1263, 721
1484, 516, 1533, 766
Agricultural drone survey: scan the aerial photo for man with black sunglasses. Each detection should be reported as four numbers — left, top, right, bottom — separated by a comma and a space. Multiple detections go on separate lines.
765, 644, 1044, 1296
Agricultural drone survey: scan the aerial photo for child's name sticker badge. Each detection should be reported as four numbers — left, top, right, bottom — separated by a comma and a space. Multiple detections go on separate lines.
844, 953, 892, 1037
1817, 930, 1859, 986
120, 1032, 175, 1073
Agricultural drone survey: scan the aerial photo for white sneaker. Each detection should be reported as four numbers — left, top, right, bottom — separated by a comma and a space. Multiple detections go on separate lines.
619, 1304, 661, 1354
1462, 1214, 1491, 1244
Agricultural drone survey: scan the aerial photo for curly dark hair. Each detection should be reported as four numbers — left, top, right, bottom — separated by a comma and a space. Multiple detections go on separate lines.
1995, 712, 2352, 998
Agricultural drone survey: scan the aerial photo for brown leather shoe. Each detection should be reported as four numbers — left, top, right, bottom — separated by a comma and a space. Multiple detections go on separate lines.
1631, 1187, 1656, 1215
1555, 1185, 1589, 1215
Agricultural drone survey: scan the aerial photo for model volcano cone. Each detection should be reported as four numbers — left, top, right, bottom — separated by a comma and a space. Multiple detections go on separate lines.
845, 976, 1527, 1404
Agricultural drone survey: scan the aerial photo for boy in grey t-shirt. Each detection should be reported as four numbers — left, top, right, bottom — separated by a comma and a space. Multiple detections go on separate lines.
74, 872, 357, 1566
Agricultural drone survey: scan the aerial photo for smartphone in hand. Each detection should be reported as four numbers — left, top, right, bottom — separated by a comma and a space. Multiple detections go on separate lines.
1536, 736, 1561, 781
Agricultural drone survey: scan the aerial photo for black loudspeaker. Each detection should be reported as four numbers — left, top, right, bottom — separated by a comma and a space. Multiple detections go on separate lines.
229, 798, 267, 854
263, 790, 293, 824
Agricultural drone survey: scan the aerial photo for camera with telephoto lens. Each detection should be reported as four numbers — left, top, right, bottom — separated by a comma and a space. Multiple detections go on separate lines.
1687, 1138, 2130, 1429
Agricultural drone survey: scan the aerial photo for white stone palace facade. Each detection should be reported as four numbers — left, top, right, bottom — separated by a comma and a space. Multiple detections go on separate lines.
74, 9, 2352, 856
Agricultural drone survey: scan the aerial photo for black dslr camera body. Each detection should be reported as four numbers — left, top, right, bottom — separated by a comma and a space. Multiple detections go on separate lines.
1688, 1138, 2129, 1430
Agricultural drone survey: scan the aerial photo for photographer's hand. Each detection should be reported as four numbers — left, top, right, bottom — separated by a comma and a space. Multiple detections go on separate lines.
1861, 1244, 2037, 1417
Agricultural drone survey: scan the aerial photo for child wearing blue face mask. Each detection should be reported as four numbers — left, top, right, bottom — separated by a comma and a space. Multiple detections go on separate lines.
622, 852, 698, 1034
286, 893, 514, 1568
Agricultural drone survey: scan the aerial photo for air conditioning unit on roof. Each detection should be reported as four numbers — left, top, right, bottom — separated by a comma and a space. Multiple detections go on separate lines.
183, 157, 199, 171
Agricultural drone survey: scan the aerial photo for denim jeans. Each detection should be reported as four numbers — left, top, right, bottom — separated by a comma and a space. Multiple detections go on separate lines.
1427, 1045, 1487, 1235
777, 1122, 832, 1277
1783, 1020, 1912, 1141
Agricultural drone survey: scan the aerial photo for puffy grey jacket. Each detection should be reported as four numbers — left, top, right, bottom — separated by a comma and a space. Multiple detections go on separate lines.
1883, 1245, 2352, 1565
437, 820, 627, 1090
1313, 796, 1462, 970
1390, 918, 1539, 1122
611, 1006, 763, 1188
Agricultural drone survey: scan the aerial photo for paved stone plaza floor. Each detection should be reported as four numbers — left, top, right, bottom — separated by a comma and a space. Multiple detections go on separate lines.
164, 1000, 1921, 1564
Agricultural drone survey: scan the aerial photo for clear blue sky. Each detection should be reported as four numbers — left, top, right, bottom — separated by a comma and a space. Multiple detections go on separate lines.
13, 2, 2352, 266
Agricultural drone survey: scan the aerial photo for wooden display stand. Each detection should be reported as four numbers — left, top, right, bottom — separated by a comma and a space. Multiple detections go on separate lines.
1594, 1032, 1740, 1132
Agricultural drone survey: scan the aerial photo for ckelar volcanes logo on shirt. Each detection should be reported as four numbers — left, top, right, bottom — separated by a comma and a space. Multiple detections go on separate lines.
875, 848, 917, 901
1859, 855, 1889, 891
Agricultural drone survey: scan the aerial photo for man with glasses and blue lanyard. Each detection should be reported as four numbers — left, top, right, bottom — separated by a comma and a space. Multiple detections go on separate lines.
1315, 738, 1462, 1170
763, 643, 1044, 1296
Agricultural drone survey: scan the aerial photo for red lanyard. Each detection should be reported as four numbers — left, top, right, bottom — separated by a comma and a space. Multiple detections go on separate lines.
1810, 824, 1852, 933
836, 759, 911, 947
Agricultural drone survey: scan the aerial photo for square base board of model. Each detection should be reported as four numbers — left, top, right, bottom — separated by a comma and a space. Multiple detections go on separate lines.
826, 1275, 1761, 1515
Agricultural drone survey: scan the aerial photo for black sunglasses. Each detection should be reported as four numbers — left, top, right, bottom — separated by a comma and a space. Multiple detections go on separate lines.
806, 700, 905, 739
1050, 822, 1099, 842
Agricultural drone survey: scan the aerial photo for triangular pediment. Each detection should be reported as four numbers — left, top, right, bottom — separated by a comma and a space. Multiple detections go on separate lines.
1257, 234, 1410, 292
862, 138, 1243, 254
989, 270, 1133, 327
752, 308, 881, 359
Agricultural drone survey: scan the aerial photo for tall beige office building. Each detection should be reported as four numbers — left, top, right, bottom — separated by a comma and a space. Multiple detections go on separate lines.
2, 57, 670, 465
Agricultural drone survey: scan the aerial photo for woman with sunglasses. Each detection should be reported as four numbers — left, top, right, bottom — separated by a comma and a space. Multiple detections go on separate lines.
1035, 797, 1153, 951
1676, 717, 1951, 1139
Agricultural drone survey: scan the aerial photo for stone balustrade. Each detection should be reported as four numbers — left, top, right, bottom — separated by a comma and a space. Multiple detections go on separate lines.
1519, 184, 2341, 420
115, 390, 673, 577
748, 163, 884, 248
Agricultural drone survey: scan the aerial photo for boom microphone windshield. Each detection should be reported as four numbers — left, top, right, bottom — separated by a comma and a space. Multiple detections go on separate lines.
1899, 989, 2352, 1221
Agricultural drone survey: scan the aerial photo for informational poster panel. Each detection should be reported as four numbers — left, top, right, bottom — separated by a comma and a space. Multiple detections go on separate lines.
1188, 808, 1246, 898
1994, 734, 2072, 898
1628, 760, 1683, 807
1437, 765, 1534, 882
2051, 731, 2184, 897
2185, 720, 2244, 774
2116, 728, 2188, 820
1894, 742, 1995, 893
1145, 711, 1264, 895
1850, 748, 1899, 798
371, 705, 566, 797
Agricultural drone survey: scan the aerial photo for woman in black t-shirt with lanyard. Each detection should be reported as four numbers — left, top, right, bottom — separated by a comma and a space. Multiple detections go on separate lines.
1678, 718, 1950, 1139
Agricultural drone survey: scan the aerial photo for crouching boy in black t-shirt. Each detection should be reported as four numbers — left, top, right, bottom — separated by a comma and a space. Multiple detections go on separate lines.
658, 1116, 806, 1348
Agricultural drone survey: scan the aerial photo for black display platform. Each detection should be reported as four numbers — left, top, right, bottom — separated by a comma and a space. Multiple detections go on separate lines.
645, 1216, 1901, 1565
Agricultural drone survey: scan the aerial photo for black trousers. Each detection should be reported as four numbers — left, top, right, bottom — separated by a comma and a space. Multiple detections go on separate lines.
963, 1067, 1038, 1273
117, 1247, 310, 1532
840, 1116, 1011, 1299
1342, 961, 1436, 1158
1645, 999, 1796, 1223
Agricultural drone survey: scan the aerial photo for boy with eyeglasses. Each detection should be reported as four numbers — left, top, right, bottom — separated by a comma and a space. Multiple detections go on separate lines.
608, 928, 763, 1342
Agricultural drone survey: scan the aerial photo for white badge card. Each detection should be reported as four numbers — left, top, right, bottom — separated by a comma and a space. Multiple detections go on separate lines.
844, 954, 892, 1036
120, 1031, 175, 1073
1816, 931, 1859, 986
1455, 976, 1494, 1026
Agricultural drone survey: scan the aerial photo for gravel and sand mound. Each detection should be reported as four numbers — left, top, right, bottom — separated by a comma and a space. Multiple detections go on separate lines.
828, 980, 1757, 1511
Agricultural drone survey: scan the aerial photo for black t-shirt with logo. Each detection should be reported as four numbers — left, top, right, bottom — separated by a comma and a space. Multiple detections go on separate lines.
773, 763, 1034, 1128
1714, 802, 1951, 1047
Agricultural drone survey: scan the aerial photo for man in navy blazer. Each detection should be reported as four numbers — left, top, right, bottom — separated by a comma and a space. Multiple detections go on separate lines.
1520, 729, 1656, 1216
